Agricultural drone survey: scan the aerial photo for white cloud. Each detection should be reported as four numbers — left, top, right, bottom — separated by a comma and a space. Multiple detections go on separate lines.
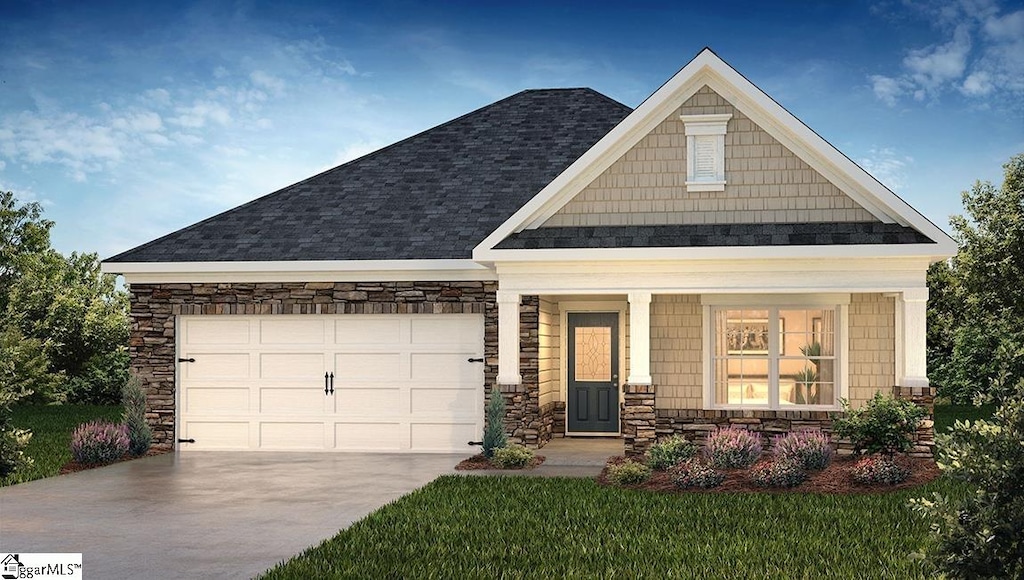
249, 70, 285, 94
869, 0, 1024, 106
859, 147, 914, 192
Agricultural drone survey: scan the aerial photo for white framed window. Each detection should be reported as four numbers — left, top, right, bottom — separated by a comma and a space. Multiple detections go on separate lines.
680, 113, 731, 192
702, 296, 848, 410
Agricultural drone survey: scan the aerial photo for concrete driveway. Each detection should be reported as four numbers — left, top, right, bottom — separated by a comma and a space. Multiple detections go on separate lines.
0, 452, 460, 579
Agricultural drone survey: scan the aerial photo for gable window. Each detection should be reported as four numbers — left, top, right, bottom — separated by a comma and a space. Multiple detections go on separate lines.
704, 301, 845, 410
680, 113, 731, 192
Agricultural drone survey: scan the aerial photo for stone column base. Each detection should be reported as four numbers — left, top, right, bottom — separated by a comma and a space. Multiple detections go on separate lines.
622, 383, 656, 457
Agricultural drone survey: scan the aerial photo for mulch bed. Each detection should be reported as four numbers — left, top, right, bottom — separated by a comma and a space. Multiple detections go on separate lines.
598, 455, 941, 494
455, 453, 546, 471
59, 448, 170, 475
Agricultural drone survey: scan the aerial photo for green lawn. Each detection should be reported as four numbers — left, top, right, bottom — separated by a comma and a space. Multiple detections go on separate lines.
1, 404, 122, 487
263, 404, 993, 579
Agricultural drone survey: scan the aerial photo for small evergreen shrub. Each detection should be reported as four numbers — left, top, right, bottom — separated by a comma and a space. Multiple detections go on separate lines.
70, 421, 129, 465
606, 459, 651, 485
122, 374, 152, 457
850, 456, 911, 485
705, 427, 763, 469
646, 435, 698, 470
482, 385, 507, 458
491, 445, 534, 469
773, 430, 834, 470
750, 460, 807, 488
832, 392, 926, 455
669, 459, 725, 489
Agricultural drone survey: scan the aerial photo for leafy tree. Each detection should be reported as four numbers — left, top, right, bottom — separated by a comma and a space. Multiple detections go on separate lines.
0, 192, 53, 314
7, 250, 129, 403
929, 154, 1024, 403
0, 325, 47, 477
913, 377, 1024, 578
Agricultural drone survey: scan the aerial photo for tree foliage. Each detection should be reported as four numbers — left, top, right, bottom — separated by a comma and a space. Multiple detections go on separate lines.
929, 154, 1024, 403
0, 191, 129, 405
913, 377, 1024, 578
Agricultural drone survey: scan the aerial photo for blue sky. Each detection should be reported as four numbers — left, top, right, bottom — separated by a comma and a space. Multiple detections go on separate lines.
1, 0, 1021, 258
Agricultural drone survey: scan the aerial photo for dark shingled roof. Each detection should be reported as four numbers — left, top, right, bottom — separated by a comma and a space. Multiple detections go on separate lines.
494, 222, 936, 249
105, 89, 633, 263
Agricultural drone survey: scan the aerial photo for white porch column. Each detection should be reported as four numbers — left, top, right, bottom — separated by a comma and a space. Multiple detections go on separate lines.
627, 291, 653, 385
496, 290, 522, 385
898, 287, 929, 388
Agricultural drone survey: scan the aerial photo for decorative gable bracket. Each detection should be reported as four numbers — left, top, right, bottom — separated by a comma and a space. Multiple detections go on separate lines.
681, 113, 731, 192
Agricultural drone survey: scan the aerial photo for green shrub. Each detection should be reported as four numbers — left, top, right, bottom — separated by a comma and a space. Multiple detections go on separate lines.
772, 430, 834, 470
491, 445, 534, 469
912, 377, 1024, 579
669, 459, 725, 489
606, 459, 651, 485
705, 427, 763, 469
832, 392, 926, 456
121, 374, 151, 457
646, 435, 698, 470
750, 460, 807, 488
482, 385, 506, 459
70, 420, 129, 464
59, 350, 129, 405
850, 456, 910, 485
0, 325, 37, 478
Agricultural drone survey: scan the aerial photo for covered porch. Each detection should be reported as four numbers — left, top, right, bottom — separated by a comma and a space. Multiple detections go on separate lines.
491, 260, 933, 456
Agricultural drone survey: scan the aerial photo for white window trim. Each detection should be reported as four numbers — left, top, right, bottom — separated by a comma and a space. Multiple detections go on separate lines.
681, 113, 731, 192
701, 298, 849, 411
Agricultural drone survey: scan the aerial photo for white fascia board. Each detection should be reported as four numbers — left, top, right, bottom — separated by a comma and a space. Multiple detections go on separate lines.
472, 48, 957, 258
101, 259, 497, 284
476, 243, 953, 263
494, 257, 930, 295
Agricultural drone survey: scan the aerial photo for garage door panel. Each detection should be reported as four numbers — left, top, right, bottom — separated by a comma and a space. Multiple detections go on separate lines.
260, 422, 325, 449
184, 421, 250, 449
410, 423, 479, 452
260, 353, 324, 378
334, 353, 403, 381
185, 388, 250, 414
260, 319, 325, 344
411, 317, 480, 345
410, 389, 478, 415
180, 314, 484, 453
260, 388, 325, 415
335, 319, 402, 344
335, 388, 402, 414
187, 354, 251, 379
185, 319, 251, 345
335, 423, 405, 450
410, 353, 479, 383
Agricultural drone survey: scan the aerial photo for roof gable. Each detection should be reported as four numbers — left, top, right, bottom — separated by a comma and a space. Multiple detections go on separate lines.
105, 89, 631, 263
474, 48, 957, 259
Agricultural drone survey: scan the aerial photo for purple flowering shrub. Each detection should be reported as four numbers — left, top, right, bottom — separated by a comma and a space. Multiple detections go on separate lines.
773, 430, 835, 470
704, 427, 763, 469
71, 421, 129, 465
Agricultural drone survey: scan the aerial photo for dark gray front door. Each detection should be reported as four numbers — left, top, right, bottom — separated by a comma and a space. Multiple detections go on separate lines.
567, 312, 619, 433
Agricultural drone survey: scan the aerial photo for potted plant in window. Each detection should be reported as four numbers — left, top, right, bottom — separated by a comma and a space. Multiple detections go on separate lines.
796, 342, 822, 404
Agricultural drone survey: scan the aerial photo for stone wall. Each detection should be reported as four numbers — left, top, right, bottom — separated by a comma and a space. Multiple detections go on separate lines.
624, 383, 935, 458
493, 296, 546, 448
129, 281, 500, 449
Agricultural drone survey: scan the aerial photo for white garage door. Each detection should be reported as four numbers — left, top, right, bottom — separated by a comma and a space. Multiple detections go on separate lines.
177, 314, 485, 452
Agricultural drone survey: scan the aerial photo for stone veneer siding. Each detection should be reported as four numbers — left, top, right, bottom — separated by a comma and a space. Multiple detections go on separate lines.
621, 384, 936, 458
130, 281, 524, 449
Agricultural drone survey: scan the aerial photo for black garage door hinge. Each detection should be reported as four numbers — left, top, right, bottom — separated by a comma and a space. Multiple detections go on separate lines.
178, 438, 195, 444
178, 357, 196, 363
467, 357, 484, 363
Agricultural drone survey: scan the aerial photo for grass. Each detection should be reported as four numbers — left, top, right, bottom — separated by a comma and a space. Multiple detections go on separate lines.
2, 404, 122, 487
263, 403, 994, 580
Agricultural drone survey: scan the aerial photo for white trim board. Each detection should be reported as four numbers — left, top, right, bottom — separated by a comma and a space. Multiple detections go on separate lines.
472, 48, 957, 260
102, 259, 498, 284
